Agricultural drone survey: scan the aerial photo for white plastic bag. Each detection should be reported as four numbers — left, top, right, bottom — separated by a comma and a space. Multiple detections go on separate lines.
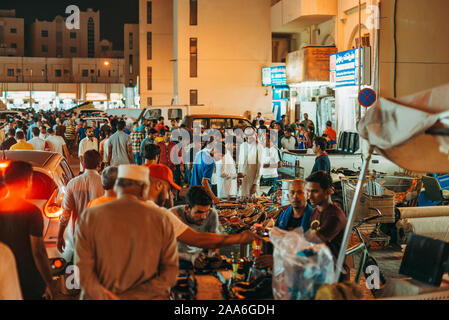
270, 227, 335, 300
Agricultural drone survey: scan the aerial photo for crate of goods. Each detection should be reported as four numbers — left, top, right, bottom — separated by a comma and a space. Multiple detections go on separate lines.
342, 180, 395, 224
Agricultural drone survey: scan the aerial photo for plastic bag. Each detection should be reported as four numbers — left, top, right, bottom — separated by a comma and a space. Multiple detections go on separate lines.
270, 227, 335, 300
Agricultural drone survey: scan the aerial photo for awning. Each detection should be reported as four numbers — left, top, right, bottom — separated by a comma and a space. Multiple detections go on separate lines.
358, 84, 449, 173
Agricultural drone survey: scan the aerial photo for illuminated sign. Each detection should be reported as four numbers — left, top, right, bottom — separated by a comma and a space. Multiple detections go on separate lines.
31, 91, 56, 99
262, 66, 287, 87
59, 93, 77, 100
5, 91, 30, 99
330, 48, 371, 87
86, 93, 108, 101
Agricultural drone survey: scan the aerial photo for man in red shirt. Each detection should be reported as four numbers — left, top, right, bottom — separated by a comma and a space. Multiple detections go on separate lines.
306, 170, 349, 282
157, 130, 182, 172
154, 116, 168, 134
324, 121, 337, 148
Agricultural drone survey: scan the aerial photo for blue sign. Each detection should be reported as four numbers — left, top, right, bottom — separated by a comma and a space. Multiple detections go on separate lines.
273, 86, 289, 101
262, 66, 287, 87
358, 88, 376, 107
330, 48, 363, 88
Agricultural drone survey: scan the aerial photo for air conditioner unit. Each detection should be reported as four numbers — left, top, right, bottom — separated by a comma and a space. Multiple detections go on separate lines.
281, 91, 290, 99
319, 87, 334, 96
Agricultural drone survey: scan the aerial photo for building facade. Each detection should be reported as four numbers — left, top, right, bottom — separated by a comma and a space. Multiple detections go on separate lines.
138, 0, 272, 117
0, 56, 125, 110
0, 10, 25, 57
29, 8, 118, 59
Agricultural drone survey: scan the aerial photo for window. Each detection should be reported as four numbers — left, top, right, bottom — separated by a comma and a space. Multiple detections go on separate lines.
190, 38, 197, 77
190, 89, 198, 105
129, 54, 133, 74
10, 28, 17, 34
87, 18, 95, 58
129, 32, 133, 50
82, 69, 88, 77
41, 30, 48, 37
55, 69, 62, 77
147, 1, 152, 24
144, 108, 161, 120
190, 0, 198, 25
210, 119, 228, 130
70, 32, 77, 39
147, 67, 152, 90
90, 69, 95, 74
42, 45, 48, 52
147, 32, 152, 60
70, 47, 77, 53
147, 97, 152, 107
168, 109, 183, 120
7, 69, 14, 77
193, 119, 208, 130
11, 43, 17, 48
64, 69, 70, 74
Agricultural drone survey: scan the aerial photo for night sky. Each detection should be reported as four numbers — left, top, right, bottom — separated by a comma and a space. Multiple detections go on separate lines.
0, 0, 139, 50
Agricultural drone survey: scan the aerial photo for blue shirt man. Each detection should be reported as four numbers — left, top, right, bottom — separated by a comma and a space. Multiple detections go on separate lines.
275, 203, 313, 232
311, 137, 331, 174
190, 143, 225, 204
190, 148, 215, 188
274, 179, 312, 231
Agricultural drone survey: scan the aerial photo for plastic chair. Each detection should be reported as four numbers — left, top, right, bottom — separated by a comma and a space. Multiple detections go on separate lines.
422, 176, 449, 203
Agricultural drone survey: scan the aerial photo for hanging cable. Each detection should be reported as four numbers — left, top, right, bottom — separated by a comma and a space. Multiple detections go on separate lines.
393, 0, 398, 98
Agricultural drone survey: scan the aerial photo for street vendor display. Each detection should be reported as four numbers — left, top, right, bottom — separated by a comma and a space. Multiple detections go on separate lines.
336, 83, 449, 289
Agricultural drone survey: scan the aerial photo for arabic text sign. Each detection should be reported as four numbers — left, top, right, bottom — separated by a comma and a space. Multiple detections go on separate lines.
262, 66, 287, 87
330, 49, 363, 87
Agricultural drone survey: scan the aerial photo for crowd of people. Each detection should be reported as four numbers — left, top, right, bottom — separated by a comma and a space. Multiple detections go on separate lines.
0, 108, 347, 300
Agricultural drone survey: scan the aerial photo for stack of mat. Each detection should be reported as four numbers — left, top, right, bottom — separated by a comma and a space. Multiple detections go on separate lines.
396, 206, 449, 243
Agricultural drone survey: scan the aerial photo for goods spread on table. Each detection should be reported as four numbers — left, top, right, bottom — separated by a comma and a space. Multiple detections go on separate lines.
171, 197, 284, 300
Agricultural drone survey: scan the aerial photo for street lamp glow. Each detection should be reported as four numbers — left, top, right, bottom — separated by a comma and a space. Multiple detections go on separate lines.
104, 61, 110, 66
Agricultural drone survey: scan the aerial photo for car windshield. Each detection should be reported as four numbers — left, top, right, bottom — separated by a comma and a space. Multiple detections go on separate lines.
27, 171, 57, 200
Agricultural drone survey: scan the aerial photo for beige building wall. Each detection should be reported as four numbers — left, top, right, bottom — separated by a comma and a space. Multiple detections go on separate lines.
0, 13, 25, 57
30, 9, 101, 58
174, 0, 272, 116
0, 56, 123, 84
139, 0, 174, 107
379, 0, 449, 99
124, 24, 140, 87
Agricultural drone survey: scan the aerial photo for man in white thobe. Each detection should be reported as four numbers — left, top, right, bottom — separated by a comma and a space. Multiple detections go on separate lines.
216, 147, 238, 199
237, 128, 264, 198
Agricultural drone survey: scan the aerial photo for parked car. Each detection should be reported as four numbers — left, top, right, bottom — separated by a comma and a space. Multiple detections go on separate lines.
0, 150, 75, 275
181, 114, 253, 133
0, 110, 21, 124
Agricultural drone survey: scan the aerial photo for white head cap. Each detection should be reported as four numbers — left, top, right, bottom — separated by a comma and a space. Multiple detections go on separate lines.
117, 165, 149, 185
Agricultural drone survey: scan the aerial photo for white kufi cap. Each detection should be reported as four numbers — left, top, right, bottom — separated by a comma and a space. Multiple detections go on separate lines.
117, 165, 149, 185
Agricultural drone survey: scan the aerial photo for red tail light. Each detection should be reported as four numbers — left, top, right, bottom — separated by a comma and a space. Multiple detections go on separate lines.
0, 161, 10, 170
44, 189, 63, 219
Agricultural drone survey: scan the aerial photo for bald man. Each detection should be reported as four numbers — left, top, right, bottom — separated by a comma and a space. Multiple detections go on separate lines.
275, 179, 314, 231
256, 179, 313, 269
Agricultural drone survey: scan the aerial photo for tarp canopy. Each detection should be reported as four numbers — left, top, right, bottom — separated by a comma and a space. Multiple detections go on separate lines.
358, 84, 449, 173
67, 102, 98, 112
